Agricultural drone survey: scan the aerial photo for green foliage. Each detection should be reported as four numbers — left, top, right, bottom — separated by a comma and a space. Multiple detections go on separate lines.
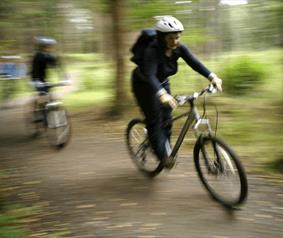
0, 205, 36, 238
0, 227, 25, 238
64, 91, 112, 110
0, 78, 30, 101
0, 81, 18, 100
127, 0, 186, 30
0, 213, 26, 238
62, 54, 114, 109
79, 65, 113, 92
181, 28, 209, 46
80, 70, 96, 91
267, 156, 283, 174
221, 56, 265, 95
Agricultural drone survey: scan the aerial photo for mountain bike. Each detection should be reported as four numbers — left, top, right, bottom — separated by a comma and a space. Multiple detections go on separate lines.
26, 80, 72, 149
126, 84, 248, 208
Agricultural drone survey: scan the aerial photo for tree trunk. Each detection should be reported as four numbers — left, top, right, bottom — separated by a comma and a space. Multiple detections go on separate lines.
110, 0, 127, 115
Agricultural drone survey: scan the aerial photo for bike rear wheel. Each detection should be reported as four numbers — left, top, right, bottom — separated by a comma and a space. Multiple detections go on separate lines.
45, 106, 71, 148
126, 119, 164, 177
194, 135, 248, 208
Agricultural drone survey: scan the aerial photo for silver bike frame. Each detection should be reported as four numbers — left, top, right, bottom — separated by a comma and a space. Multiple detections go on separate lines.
168, 97, 212, 159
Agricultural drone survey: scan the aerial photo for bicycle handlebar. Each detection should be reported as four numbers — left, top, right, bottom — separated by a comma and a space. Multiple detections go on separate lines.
30, 80, 72, 89
199, 84, 218, 96
175, 84, 218, 106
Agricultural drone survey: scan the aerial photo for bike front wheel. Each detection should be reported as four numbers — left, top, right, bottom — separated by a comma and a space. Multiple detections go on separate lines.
25, 100, 44, 138
45, 106, 71, 148
194, 135, 248, 208
126, 118, 164, 177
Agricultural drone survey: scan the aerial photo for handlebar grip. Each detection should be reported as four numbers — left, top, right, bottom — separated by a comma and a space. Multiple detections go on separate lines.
175, 96, 188, 105
208, 84, 218, 94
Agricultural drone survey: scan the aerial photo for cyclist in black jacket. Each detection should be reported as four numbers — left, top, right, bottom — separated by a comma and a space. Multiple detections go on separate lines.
132, 16, 223, 168
31, 37, 59, 93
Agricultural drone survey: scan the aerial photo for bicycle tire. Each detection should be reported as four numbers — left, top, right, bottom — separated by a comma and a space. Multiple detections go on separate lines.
45, 106, 72, 149
126, 118, 164, 177
194, 135, 248, 208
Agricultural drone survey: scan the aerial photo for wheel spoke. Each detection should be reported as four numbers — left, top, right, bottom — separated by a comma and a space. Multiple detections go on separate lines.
217, 146, 236, 175
126, 119, 163, 177
194, 135, 248, 207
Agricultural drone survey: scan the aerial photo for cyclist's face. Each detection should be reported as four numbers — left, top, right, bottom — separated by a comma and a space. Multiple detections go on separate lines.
165, 32, 181, 50
44, 45, 54, 53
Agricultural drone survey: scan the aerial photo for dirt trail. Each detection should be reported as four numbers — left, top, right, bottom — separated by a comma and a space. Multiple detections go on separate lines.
0, 106, 283, 238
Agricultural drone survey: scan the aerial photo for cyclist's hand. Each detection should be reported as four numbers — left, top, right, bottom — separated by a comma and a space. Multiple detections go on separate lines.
160, 93, 177, 109
31, 80, 45, 89
211, 75, 223, 92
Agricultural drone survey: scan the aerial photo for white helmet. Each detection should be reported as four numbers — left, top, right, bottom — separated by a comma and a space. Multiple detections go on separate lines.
154, 16, 184, 33
35, 36, 57, 47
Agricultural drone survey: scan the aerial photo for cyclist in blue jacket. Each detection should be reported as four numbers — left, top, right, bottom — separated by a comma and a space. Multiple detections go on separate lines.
131, 16, 222, 168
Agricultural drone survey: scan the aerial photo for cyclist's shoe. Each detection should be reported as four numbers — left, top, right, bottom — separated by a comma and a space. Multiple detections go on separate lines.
164, 156, 177, 169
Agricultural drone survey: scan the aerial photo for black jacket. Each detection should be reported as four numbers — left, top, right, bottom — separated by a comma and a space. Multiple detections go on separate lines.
133, 40, 211, 93
31, 51, 58, 82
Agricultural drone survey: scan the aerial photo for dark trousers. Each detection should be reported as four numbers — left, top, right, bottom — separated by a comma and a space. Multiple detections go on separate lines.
132, 80, 172, 160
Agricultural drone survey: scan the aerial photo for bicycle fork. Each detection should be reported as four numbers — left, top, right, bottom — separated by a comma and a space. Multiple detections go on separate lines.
192, 108, 225, 175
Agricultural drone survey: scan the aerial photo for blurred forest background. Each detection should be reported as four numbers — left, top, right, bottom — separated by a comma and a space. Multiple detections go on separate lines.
0, 0, 282, 172
0, 1, 282, 237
